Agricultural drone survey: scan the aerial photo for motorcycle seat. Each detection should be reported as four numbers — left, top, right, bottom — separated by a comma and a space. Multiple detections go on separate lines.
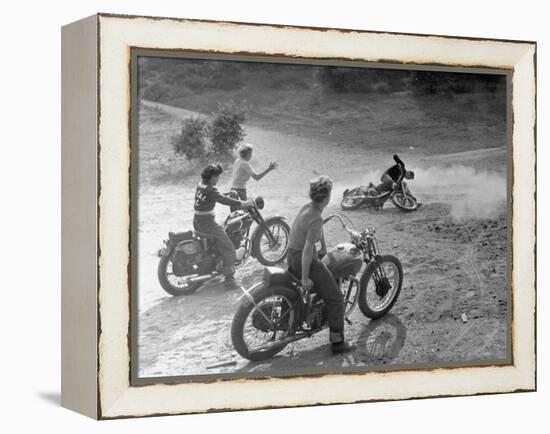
262, 266, 304, 288
168, 230, 194, 243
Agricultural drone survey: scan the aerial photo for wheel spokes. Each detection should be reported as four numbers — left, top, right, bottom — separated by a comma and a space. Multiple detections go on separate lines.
242, 295, 294, 352
366, 262, 399, 312
259, 223, 289, 262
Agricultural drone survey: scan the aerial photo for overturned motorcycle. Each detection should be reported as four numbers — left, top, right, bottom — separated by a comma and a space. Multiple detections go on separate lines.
157, 196, 290, 296
231, 214, 403, 361
341, 179, 420, 212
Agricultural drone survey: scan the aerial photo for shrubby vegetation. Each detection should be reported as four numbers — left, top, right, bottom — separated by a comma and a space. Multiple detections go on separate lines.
171, 101, 246, 163
208, 101, 246, 160
139, 56, 506, 107
172, 117, 209, 161
408, 71, 504, 95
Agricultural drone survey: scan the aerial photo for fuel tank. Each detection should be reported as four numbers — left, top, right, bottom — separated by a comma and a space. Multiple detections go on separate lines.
321, 242, 363, 279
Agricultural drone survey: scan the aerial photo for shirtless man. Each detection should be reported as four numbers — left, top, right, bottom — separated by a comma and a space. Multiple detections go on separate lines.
287, 175, 354, 354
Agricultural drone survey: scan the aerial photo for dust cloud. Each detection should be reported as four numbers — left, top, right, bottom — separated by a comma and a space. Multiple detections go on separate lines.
414, 165, 506, 221
333, 165, 506, 221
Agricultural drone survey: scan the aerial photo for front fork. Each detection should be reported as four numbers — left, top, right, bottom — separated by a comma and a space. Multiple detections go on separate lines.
256, 213, 277, 245
365, 238, 390, 295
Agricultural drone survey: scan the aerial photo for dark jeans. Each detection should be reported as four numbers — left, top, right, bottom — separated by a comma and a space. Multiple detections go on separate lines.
230, 188, 247, 212
193, 214, 236, 277
287, 248, 345, 343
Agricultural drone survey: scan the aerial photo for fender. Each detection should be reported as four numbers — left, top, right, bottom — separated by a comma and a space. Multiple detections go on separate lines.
250, 215, 287, 258
157, 240, 174, 257
238, 280, 304, 330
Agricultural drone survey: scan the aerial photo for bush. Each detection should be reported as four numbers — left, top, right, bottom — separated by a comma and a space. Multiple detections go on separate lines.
320, 67, 412, 93
207, 101, 246, 160
171, 117, 209, 162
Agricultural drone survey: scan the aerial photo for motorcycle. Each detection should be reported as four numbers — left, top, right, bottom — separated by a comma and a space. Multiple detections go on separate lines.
341, 179, 419, 212
157, 196, 290, 296
231, 213, 403, 361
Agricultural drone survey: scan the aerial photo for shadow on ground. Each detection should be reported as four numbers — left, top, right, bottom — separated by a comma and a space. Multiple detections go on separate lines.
37, 391, 61, 407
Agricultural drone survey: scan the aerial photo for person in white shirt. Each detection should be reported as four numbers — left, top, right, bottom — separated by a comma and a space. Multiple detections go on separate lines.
229, 143, 278, 211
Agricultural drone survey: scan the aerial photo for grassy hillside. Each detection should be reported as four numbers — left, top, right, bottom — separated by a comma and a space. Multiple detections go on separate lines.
137, 57, 508, 186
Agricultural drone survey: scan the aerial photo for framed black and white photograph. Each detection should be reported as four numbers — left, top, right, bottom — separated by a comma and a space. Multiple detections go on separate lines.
61, 13, 536, 419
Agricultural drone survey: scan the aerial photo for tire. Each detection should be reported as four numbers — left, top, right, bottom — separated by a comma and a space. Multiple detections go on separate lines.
391, 192, 419, 212
252, 218, 291, 266
157, 256, 203, 296
358, 255, 403, 319
340, 191, 363, 210
231, 284, 299, 361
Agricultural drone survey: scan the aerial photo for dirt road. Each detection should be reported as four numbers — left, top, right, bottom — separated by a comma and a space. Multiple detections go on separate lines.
136, 101, 508, 378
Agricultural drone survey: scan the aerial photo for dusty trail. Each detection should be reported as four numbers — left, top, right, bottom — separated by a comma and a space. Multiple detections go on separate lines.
136, 101, 508, 378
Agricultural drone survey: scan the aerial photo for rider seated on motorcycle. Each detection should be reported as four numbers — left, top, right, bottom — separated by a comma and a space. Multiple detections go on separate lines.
194, 164, 252, 290
287, 175, 355, 355
376, 154, 415, 194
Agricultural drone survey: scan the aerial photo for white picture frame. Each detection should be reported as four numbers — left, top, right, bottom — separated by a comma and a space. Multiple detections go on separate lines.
61, 13, 536, 419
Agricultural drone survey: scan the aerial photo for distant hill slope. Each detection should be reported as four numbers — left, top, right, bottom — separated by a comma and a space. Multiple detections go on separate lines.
138, 99, 508, 190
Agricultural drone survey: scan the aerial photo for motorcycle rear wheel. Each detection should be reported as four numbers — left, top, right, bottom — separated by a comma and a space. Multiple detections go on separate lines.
391, 192, 419, 212
359, 255, 403, 319
157, 256, 203, 296
340, 193, 363, 210
231, 285, 298, 361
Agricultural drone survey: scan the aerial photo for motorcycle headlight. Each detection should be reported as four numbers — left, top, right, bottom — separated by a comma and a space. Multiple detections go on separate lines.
254, 196, 265, 210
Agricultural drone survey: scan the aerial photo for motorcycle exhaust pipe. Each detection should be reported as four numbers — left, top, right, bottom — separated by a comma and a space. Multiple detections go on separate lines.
255, 327, 328, 351
186, 272, 219, 283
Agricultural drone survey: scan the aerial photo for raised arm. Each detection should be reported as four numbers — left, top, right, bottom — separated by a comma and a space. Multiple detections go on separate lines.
251, 162, 277, 181
393, 154, 405, 168
392, 154, 406, 183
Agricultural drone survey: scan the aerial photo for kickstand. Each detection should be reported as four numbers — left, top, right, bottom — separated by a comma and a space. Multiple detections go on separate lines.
345, 317, 353, 325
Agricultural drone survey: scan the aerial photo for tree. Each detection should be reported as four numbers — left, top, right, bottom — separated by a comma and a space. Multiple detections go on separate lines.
207, 101, 246, 161
171, 117, 209, 162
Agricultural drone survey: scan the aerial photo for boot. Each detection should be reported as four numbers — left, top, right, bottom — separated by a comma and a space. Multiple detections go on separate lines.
331, 341, 356, 354
224, 275, 239, 291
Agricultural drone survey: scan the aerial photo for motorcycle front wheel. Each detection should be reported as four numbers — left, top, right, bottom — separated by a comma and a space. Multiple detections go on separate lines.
231, 284, 298, 361
157, 256, 203, 296
391, 192, 419, 212
359, 255, 403, 319
253, 219, 291, 266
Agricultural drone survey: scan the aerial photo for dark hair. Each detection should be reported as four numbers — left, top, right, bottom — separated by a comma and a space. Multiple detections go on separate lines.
309, 175, 333, 203
201, 164, 223, 182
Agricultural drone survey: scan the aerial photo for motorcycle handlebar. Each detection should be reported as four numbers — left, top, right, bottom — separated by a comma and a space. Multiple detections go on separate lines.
323, 214, 356, 235
324, 213, 371, 241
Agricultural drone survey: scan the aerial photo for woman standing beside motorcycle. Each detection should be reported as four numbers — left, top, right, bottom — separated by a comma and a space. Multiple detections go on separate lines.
287, 175, 354, 354
229, 143, 277, 211
194, 164, 251, 290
